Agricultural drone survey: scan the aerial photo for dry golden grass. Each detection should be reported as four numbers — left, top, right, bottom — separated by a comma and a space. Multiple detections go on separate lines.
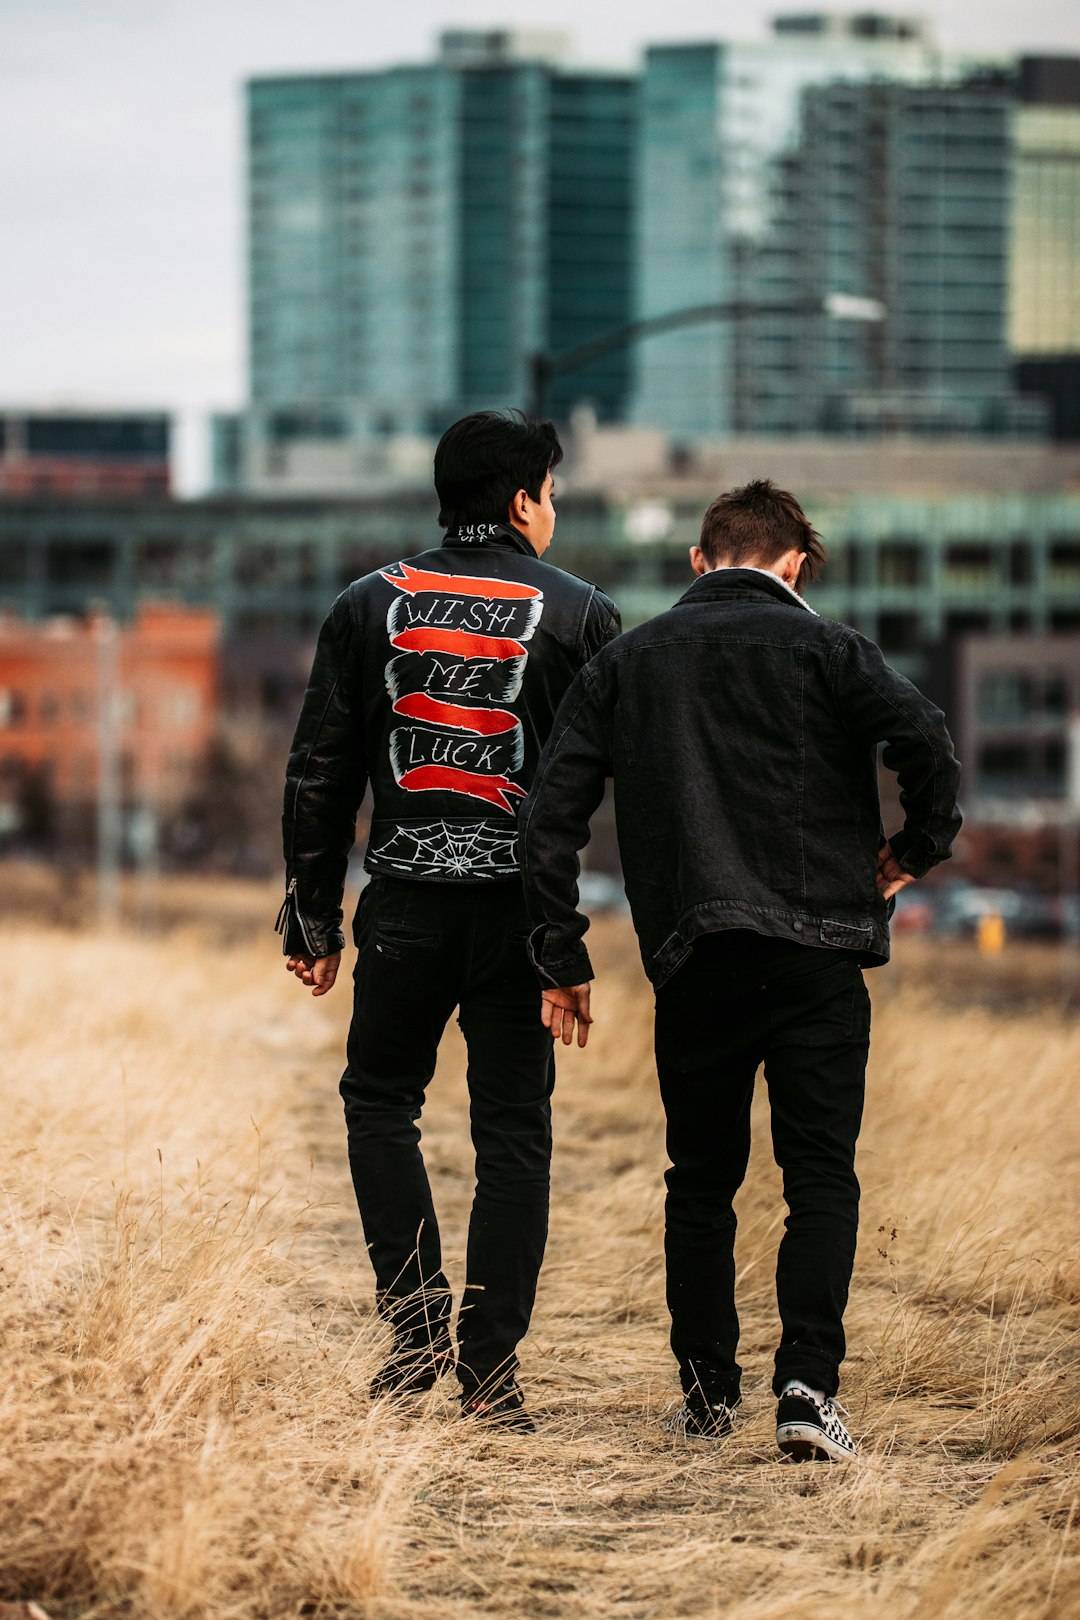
1, 884, 1078, 1618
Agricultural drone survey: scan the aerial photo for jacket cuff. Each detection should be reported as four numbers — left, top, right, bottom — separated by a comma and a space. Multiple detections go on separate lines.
275, 883, 346, 958
278, 915, 346, 958
527, 925, 594, 988
888, 827, 940, 880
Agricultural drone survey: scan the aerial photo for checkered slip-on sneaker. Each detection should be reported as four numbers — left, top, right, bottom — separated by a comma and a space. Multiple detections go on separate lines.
776, 1385, 857, 1463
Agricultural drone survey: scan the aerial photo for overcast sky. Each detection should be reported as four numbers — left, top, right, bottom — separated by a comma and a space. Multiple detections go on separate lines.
3, 0, 1080, 491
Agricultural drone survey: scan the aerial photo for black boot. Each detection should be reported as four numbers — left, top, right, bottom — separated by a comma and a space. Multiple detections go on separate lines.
369, 1331, 454, 1399
459, 1369, 535, 1432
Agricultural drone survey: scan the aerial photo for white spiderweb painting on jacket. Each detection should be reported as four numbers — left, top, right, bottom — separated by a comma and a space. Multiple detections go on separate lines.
366, 819, 520, 878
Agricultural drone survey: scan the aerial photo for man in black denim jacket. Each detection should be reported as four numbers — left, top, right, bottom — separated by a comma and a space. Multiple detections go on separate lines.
520, 479, 961, 1460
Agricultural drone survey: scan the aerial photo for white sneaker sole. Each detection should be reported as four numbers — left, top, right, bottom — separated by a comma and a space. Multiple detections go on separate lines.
776, 1421, 856, 1463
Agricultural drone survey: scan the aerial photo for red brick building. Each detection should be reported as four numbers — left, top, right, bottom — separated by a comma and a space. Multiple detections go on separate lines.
948, 633, 1080, 890
0, 605, 219, 831
0, 411, 171, 499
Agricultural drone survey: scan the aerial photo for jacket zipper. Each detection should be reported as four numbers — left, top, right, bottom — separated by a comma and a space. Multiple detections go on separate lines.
275, 877, 315, 956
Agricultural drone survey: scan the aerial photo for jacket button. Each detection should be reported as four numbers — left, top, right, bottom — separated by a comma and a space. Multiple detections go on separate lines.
792, 920, 803, 932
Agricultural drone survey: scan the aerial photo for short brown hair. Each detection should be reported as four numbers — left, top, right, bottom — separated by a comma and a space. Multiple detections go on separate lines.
699, 479, 825, 585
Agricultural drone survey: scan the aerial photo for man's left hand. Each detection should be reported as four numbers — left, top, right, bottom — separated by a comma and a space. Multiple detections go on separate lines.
286, 951, 342, 997
877, 842, 917, 902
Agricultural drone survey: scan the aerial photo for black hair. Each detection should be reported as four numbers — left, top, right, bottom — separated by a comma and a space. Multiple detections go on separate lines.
434, 411, 563, 529
699, 478, 825, 586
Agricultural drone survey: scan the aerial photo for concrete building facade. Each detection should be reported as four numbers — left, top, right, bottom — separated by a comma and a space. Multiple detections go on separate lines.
4, 470, 1080, 665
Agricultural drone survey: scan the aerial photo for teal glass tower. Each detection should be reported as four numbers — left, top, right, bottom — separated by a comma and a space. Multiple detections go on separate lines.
633, 16, 943, 436
246, 33, 635, 436
751, 75, 1049, 436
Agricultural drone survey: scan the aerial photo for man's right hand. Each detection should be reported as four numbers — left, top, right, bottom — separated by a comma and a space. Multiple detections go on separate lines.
877, 842, 918, 902
286, 951, 342, 997
542, 984, 593, 1048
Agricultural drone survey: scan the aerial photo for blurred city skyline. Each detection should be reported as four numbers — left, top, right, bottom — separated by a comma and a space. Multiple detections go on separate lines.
3, 0, 1080, 493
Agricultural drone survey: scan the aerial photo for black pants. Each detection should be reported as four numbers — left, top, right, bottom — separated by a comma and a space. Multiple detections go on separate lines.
654, 931, 870, 1405
339, 874, 554, 1388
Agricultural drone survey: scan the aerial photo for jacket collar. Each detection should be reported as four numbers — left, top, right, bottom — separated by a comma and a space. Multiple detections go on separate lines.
443, 521, 538, 559
675, 567, 816, 615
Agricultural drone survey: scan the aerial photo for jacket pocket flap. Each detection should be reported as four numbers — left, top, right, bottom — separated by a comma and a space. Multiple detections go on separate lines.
819, 918, 873, 948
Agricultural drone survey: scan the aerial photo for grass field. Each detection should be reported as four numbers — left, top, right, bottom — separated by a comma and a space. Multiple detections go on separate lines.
1, 879, 1078, 1618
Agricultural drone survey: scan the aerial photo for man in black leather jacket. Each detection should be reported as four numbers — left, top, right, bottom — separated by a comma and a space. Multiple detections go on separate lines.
279, 412, 619, 1429
520, 478, 961, 1460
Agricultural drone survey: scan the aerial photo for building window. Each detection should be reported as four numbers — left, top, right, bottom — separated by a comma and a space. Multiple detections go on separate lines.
977, 741, 1030, 796
1049, 543, 1080, 590
1045, 675, 1069, 719
977, 738, 1068, 798
878, 611, 923, 653
945, 611, 991, 637
977, 672, 1034, 724
1009, 542, 1033, 586
944, 544, 995, 592
0, 543, 26, 584
46, 540, 116, 587
660, 551, 692, 587
878, 543, 922, 588
163, 686, 200, 727
821, 545, 853, 586
0, 688, 26, 727
234, 543, 318, 588
984, 842, 1016, 877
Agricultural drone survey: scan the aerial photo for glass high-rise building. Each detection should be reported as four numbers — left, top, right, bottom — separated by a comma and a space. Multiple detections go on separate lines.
1010, 57, 1080, 441
1011, 103, 1080, 356
633, 15, 958, 436
752, 74, 1045, 436
246, 33, 635, 439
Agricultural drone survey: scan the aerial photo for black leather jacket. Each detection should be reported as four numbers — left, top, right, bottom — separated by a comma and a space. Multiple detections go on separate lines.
279, 522, 620, 957
520, 568, 962, 988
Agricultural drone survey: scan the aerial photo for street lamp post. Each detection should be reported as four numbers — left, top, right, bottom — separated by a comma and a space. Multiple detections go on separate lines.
96, 616, 122, 931
1062, 712, 1080, 993
527, 293, 885, 420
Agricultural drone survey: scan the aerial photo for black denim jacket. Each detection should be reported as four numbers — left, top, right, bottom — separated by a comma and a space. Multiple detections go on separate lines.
520, 569, 962, 988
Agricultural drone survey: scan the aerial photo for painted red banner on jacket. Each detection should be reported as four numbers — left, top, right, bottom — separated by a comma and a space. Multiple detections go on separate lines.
382, 562, 542, 601
387, 625, 526, 662
395, 766, 527, 813
382, 565, 544, 816
391, 691, 520, 735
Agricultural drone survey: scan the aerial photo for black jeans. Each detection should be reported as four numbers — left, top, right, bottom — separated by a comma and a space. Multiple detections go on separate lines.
654, 931, 871, 1404
339, 874, 554, 1389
